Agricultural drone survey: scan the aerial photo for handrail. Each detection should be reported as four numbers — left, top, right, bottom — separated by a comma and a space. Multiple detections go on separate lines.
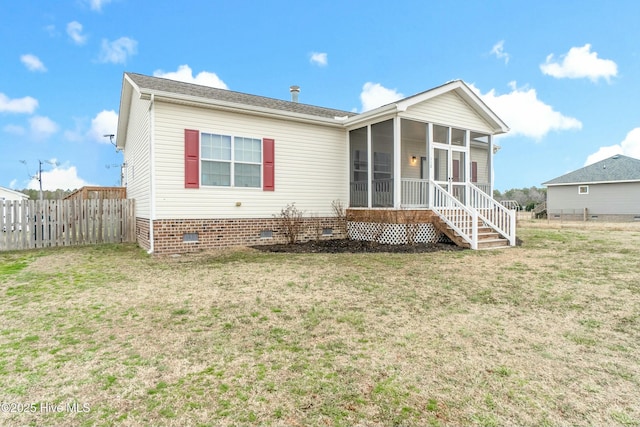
469, 183, 516, 246
432, 182, 478, 249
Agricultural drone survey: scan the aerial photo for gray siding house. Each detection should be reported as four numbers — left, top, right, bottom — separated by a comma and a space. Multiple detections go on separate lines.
542, 155, 640, 221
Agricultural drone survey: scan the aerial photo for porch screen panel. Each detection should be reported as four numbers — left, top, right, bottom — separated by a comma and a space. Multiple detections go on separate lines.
400, 119, 429, 207
452, 151, 466, 203
433, 125, 449, 144
470, 132, 491, 193
433, 148, 448, 182
349, 127, 368, 207
371, 119, 394, 207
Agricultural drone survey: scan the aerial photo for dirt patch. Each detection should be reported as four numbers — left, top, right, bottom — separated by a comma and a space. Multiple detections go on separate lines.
252, 238, 465, 253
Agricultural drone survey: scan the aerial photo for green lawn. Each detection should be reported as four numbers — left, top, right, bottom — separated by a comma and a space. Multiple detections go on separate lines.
1, 224, 639, 426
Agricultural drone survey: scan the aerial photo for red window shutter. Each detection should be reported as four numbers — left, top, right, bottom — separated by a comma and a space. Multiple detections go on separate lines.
263, 138, 275, 191
185, 129, 199, 188
452, 159, 460, 182
471, 161, 478, 183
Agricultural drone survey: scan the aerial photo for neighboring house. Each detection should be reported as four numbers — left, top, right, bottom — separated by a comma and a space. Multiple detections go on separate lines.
0, 187, 29, 202
117, 72, 515, 253
543, 155, 640, 221
1, 187, 28, 233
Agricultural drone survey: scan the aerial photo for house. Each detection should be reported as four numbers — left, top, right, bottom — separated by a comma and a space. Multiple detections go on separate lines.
543, 155, 640, 221
0, 186, 29, 202
1, 187, 28, 233
116, 72, 516, 253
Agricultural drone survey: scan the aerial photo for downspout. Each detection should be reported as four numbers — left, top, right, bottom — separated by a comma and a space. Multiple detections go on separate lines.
148, 93, 155, 254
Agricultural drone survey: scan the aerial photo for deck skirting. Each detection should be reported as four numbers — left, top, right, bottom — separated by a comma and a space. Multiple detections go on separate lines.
346, 209, 448, 245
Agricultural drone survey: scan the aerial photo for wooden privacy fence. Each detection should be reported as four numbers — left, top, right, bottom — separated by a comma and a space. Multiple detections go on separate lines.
1, 199, 135, 251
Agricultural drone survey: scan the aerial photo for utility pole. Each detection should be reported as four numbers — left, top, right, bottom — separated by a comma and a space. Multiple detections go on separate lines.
30, 159, 58, 201
38, 160, 43, 201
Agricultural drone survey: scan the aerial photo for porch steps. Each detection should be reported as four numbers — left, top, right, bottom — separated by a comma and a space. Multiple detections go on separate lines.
433, 218, 510, 250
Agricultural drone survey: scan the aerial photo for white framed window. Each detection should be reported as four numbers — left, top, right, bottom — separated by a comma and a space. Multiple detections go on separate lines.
578, 185, 589, 195
201, 133, 261, 187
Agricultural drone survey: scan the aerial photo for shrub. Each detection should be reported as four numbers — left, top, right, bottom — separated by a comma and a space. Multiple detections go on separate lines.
277, 203, 304, 244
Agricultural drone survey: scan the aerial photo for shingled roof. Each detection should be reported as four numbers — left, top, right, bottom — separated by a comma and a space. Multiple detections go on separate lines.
125, 72, 357, 120
543, 155, 640, 185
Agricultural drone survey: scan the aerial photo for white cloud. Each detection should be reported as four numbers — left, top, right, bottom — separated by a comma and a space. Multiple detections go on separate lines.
0, 93, 38, 114
153, 65, 228, 89
584, 127, 640, 165
27, 164, 93, 191
540, 44, 617, 82
310, 52, 328, 67
29, 116, 59, 140
98, 37, 137, 64
88, 110, 118, 143
490, 40, 509, 64
86, 0, 112, 11
44, 24, 58, 37
3, 124, 26, 135
360, 82, 404, 112
67, 21, 88, 45
471, 81, 582, 140
9, 179, 18, 189
20, 54, 47, 72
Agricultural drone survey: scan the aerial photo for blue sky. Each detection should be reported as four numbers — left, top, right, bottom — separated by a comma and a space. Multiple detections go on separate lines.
1, 0, 639, 192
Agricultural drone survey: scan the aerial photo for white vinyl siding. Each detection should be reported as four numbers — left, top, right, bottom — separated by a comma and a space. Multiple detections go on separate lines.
403, 92, 494, 134
470, 146, 490, 184
401, 137, 425, 180
152, 101, 348, 219
122, 95, 151, 219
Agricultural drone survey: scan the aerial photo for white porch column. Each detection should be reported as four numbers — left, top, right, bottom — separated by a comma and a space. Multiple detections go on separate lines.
393, 117, 401, 208
489, 134, 494, 196
367, 124, 372, 209
427, 122, 433, 208
465, 129, 471, 205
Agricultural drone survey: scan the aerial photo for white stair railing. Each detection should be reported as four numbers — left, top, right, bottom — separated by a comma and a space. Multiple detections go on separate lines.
469, 183, 516, 246
432, 182, 478, 250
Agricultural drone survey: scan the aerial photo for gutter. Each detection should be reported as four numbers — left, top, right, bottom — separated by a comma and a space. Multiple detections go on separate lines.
544, 179, 640, 186
148, 93, 155, 254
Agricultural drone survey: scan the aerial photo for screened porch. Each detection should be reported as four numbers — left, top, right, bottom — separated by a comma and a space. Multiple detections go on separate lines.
349, 118, 494, 209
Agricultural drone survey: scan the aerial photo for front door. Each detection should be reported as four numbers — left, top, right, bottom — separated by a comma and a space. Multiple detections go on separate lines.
431, 130, 468, 203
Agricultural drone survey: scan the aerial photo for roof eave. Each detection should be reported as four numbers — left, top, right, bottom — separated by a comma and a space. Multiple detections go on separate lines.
138, 89, 348, 127
344, 80, 510, 134
544, 179, 640, 186
115, 74, 137, 149
342, 104, 398, 128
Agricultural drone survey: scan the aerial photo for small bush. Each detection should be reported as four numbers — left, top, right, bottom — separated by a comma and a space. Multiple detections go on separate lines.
277, 203, 304, 244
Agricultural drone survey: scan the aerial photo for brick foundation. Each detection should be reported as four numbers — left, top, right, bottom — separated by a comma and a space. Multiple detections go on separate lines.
137, 217, 346, 254
136, 217, 151, 251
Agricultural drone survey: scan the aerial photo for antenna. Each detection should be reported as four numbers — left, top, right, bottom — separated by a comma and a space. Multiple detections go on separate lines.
103, 134, 116, 147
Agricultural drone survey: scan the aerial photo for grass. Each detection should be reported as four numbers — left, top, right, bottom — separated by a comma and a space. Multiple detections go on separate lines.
0, 224, 639, 426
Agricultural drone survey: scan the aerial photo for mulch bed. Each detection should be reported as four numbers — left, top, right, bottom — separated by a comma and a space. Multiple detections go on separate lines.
252, 239, 465, 254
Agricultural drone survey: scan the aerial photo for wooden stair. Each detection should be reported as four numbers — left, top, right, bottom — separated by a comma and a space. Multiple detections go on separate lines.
533, 201, 547, 219
432, 216, 511, 250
